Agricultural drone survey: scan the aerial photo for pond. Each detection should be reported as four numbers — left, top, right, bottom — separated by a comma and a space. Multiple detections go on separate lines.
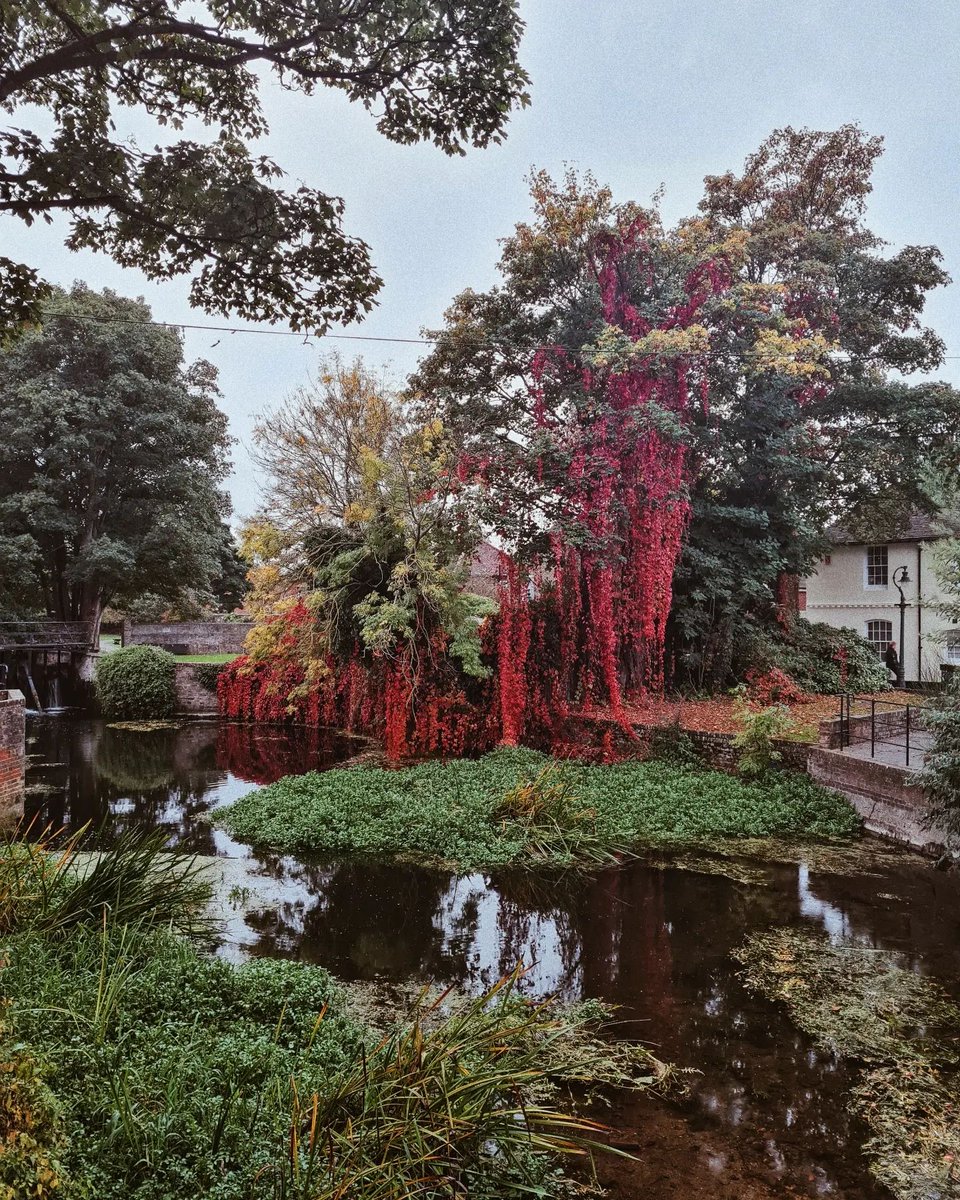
24, 716, 960, 1199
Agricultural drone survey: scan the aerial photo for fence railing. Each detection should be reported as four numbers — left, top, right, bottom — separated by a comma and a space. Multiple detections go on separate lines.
0, 621, 91, 649
835, 692, 926, 767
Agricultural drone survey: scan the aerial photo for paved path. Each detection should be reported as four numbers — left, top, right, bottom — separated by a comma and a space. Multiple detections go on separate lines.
841, 730, 933, 770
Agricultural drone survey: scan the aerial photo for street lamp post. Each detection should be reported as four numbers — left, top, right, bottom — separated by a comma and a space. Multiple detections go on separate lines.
892, 565, 911, 689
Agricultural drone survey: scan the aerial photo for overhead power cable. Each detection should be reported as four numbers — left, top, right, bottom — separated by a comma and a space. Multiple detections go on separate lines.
34, 309, 960, 358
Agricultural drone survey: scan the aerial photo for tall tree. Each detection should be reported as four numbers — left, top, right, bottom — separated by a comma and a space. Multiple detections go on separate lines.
0, 1, 529, 332
413, 128, 960, 691
252, 354, 399, 535
672, 125, 959, 685
247, 362, 486, 677
0, 283, 233, 639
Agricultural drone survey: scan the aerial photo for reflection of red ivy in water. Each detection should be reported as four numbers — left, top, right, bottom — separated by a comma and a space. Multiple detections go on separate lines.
216, 720, 358, 785
219, 226, 729, 760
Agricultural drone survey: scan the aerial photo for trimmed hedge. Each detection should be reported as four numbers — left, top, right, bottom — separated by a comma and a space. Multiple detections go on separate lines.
94, 646, 177, 720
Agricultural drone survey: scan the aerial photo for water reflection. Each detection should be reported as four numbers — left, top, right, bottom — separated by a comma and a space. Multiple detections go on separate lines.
25, 717, 960, 1199
24, 717, 364, 854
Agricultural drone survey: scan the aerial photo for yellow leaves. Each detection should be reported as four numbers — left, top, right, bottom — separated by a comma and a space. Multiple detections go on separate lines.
343, 501, 374, 526
585, 322, 710, 368
675, 219, 750, 269
749, 328, 837, 379
238, 516, 282, 566
631, 324, 711, 359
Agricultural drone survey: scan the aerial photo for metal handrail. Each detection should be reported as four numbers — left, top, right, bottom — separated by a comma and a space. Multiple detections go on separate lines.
835, 691, 924, 766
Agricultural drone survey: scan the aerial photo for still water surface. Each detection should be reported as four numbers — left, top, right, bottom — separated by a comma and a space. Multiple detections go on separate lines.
24, 717, 960, 1200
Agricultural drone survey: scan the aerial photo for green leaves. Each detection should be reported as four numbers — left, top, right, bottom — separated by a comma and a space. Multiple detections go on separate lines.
94, 646, 178, 720
0, 284, 233, 630
217, 747, 861, 868
1, 2, 529, 332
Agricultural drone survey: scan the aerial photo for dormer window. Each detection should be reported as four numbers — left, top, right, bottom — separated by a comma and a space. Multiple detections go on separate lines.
865, 545, 888, 588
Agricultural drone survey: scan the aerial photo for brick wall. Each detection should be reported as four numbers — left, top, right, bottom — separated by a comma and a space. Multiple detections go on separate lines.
818, 708, 915, 750
0, 689, 25, 826
565, 714, 810, 773
807, 746, 947, 854
173, 663, 220, 715
123, 620, 253, 655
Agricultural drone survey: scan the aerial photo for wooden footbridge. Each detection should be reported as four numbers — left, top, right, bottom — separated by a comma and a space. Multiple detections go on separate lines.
0, 622, 94, 709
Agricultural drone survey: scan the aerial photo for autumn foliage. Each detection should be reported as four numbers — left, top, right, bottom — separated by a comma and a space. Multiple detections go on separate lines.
221, 221, 732, 758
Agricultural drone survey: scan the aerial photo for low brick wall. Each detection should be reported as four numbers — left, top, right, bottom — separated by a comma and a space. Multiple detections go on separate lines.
807, 746, 948, 854
0, 689, 25, 826
174, 663, 219, 715
819, 707, 913, 750
123, 620, 253, 656
567, 714, 810, 772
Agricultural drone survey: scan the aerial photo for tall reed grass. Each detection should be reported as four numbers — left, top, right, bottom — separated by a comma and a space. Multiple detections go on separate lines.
0, 824, 214, 939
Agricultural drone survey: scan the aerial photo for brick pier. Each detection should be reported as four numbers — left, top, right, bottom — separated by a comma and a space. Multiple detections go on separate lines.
0, 689, 25, 826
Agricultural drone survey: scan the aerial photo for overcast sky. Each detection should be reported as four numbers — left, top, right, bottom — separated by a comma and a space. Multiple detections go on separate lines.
8, 0, 960, 519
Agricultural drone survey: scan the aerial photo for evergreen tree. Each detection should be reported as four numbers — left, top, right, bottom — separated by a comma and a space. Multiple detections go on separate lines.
0, 283, 233, 639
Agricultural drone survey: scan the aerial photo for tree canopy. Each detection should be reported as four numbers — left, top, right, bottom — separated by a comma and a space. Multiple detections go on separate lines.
0, 1, 529, 332
0, 282, 234, 636
412, 125, 960, 689
243, 358, 487, 684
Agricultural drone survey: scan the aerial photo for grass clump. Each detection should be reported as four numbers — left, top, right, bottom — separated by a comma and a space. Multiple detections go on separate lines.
217, 746, 861, 870
735, 928, 960, 1200
1, 827, 213, 940
95, 645, 177, 720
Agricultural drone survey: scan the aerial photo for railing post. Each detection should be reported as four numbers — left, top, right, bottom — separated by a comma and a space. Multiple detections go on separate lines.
871, 699, 876, 759
905, 704, 911, 768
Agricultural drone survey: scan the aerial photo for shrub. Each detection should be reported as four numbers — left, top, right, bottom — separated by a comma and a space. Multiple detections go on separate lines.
744, 667, 808, 706
95, 645, 177, 719
773, 620, 888, 694
912, 676, 960, 845
732, 697, 795, 778
0, 1030, 70, 1200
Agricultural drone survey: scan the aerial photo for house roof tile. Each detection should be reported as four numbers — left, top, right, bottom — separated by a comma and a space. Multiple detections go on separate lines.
826, 512, 943, 545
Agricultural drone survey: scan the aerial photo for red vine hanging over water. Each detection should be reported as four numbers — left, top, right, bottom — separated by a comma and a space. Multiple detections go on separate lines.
220, 223, 729, 759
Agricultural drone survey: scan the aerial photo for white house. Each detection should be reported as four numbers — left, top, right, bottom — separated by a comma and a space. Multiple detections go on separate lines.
801, 514, 959, 684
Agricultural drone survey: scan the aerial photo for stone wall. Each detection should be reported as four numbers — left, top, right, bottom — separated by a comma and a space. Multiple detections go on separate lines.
123, 620, 253, 655
0, 689, 25, 825
807, 746, 947, 854
174, 663, 220, 715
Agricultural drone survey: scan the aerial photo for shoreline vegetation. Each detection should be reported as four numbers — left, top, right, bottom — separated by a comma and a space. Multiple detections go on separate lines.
1, 831, 671, 1200
736, 928, 960, 1200
215, 746, 862, 870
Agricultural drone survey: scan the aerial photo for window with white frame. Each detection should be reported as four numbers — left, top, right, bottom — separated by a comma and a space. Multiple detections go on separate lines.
865, 545, 889, 587
945, 637, 960, 664
865, 619, 893, 657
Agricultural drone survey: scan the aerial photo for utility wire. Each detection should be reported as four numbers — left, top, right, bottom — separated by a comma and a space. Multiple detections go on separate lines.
43, 310, 437, 346
36, 309, 960, 357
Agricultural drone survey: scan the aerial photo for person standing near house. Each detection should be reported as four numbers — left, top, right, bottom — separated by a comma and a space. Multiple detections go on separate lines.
884, 641, 902, 686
